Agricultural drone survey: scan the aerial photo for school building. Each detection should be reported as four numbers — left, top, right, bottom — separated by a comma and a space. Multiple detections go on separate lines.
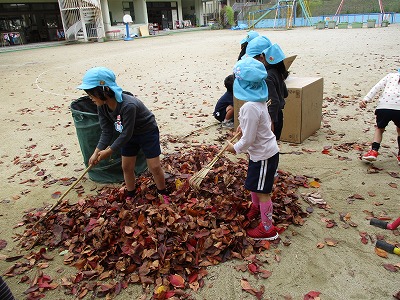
0, 0, 234, 45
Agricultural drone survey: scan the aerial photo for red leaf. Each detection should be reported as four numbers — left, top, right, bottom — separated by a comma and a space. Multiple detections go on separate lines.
247, 263, 259, 274
0, 239, 7, 250
383, 264, 398, 272
188, 272, 198, 284
321, 149, 330, 155
51, 191, 62, 199
193, 229, 210, 239
304, 290, 321, 300
83, 218, 99, 232
169, 274, 185, 288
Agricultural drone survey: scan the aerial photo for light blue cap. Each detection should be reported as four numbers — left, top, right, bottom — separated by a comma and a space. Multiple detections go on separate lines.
240, 30, 259, 44
263, 44, 285, 64
233, 57, 268, 102
77, 67, 123, 102
245, 36, 272, 58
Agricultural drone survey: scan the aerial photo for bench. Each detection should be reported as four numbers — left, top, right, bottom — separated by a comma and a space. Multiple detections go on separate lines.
105, 30, 121, 40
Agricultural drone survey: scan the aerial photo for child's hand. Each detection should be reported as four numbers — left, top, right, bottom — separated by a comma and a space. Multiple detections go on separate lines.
97, 148, 113, 161
89, 151, 100, 166
226, 142, 236, 154
359, 100, 367, 109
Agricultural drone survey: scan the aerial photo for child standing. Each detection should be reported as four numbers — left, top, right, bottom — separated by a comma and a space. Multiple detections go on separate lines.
360, 69, 400, 164
262, 44, 289, 140
213, 74, 234, 128
77, 67, 170, 203
226, 57, 280, 240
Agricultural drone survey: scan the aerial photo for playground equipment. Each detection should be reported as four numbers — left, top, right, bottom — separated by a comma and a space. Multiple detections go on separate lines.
334, 0, 386, 23
248, 0, 312, 29
123, 14, 133, 41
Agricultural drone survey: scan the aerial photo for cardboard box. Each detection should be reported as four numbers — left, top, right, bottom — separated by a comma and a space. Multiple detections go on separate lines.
280, 76, 323, 143
233, 55, 323, 144
234, 55, 298, 130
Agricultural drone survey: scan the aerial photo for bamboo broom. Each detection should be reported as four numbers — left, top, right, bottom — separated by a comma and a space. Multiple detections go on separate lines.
189, 132, 241, 190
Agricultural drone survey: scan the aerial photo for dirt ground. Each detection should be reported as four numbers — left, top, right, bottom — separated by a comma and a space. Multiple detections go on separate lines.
0, 25, 399, 300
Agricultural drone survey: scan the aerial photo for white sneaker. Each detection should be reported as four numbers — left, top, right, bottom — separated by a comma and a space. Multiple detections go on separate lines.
221, 120, 234, 128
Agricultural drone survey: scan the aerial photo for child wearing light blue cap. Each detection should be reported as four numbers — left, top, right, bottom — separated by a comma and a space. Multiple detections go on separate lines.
226, 57, 280, 241
77, 67, 170, 204
245, 35, 272, 61
360, 69, 400, 164
238, 30, 259, 60
262, 43, 289, 140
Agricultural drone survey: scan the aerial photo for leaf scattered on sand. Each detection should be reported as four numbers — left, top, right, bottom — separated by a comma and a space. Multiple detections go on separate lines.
375, 247, 388, 258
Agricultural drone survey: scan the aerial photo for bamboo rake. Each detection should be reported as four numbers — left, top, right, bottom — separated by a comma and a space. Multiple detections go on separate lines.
189, 132, 241, 190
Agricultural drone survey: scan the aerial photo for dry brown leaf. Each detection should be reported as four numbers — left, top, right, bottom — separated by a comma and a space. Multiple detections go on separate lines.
375, 247, 388, 258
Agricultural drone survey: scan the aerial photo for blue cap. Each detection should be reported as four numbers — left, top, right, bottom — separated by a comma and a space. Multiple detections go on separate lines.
77, 67, 123, 102
240, 30, 259, 45
263, 44, 285, 64
233, 57, 268, 102
245, 36, 272, 58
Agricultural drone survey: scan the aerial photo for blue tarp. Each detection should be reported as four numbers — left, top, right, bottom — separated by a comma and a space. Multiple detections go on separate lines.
231, 24, 248, 30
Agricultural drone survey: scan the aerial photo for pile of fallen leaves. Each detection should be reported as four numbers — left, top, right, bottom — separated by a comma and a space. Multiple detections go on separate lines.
7, 145, 311, 299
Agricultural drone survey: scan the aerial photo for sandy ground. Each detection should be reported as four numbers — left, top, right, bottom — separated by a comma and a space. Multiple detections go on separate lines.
0, 25, 400, 300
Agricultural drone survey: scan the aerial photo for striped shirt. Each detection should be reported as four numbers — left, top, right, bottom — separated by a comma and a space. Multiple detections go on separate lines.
0, 276, 15, 300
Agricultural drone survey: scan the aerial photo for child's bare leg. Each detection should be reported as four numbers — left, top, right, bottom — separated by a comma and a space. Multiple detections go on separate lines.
122, 156, 137, 193
225, 105, 234, 121
372, 127, 385, 144
146, 156, 166, 191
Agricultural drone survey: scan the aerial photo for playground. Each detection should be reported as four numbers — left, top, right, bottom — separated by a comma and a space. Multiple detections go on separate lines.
0, 24, 399, 299
234, 0, 398, 29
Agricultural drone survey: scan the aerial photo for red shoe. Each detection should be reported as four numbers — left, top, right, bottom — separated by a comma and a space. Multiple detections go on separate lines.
246, 204, 260, 221
246, 223, 279, 241
362, 149, 378, 162
397, 156, 400, 166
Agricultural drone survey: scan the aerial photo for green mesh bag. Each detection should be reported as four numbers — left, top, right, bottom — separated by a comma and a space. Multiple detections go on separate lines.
70, 96, 147, 183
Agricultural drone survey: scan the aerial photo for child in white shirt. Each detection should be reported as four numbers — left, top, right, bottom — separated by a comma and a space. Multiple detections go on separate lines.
360, 70, 400, 164
227, 57, 280, 240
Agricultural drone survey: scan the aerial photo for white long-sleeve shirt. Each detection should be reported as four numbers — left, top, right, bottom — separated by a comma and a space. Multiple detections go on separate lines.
233, 101, 279, 162
364, 72, 400, 110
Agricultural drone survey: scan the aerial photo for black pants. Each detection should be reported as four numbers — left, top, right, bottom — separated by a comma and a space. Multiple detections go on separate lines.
273, 110, 284, 141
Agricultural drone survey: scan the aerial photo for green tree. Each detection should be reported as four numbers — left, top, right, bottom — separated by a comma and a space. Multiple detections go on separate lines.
225, 5, 235, 27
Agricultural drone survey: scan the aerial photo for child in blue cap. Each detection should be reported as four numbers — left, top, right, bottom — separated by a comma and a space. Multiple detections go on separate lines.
245, 35, 272, 62
360, 69, 400, 164
226, 57, 280, 240
213, 74, 234, 128
238, 30, 259, 61
263, 43, 289, 140
77, 67, 170, 203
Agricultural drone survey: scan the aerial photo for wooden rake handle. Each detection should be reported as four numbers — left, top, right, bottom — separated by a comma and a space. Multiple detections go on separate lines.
32, 164, 93, 228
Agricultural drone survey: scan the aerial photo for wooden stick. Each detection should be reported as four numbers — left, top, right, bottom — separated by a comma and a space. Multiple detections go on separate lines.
32, 164, 92, 229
